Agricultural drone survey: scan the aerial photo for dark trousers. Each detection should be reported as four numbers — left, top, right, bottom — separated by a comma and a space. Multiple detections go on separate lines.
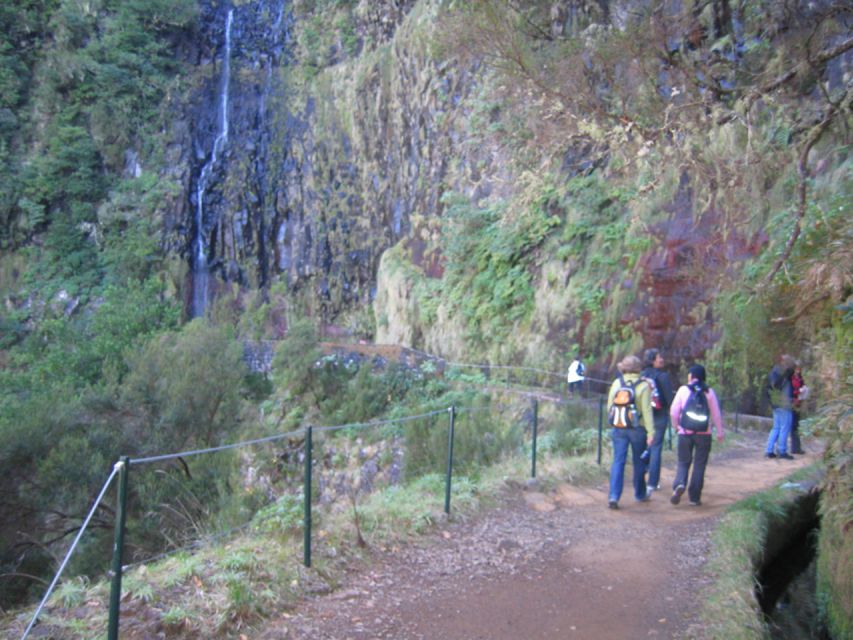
647, 417, 668, 489
672, 433, 712, 503
790, 410, 803, 453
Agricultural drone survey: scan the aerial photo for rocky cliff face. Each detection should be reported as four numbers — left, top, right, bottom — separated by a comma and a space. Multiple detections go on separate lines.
170, 0, 521, 322
170, 0, 848, 373
167, 0, 423, 316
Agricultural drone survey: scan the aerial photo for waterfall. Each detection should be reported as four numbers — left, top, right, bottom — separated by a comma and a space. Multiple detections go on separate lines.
192, 8, 234, 318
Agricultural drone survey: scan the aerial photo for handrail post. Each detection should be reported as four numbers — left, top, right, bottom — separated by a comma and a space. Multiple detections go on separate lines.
531, 398, 539, 478
107, 457, 129, 640
303, 426, 313, 567
444, 406, 456, 515
597, 396, 604, 466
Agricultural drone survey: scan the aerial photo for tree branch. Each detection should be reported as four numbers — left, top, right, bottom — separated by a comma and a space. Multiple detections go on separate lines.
505, 0, 554, 42
814, 34, 853, 64
769, 293, 831, 323
745, 35, 853, 112
0, 572, 50, 586
762, 89, 848, 286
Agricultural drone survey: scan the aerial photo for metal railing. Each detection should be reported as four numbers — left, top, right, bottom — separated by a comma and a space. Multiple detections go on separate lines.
18, 366, 775, 639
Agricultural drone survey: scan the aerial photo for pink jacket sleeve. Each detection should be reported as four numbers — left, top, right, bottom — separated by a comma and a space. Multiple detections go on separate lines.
707, 388, 725, 438
670, 386, 725, 438
670, 386, 688, 433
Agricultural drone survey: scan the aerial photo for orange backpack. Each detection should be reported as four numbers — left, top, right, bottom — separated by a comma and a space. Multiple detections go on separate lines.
609, 374, 639, 428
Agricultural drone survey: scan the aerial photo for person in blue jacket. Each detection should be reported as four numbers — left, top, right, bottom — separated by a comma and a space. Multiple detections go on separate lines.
764, 354, 796, 460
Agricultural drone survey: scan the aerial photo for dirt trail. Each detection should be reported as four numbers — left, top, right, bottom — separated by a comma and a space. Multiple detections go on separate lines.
259, 433, 819, 640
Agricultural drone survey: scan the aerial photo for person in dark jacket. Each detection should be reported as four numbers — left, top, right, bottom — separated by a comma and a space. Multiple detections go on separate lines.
764, 354, 796, 460
641, 348, 675, 495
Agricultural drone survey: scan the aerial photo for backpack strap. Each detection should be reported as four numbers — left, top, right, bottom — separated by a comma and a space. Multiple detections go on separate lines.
617, 372, 635, 389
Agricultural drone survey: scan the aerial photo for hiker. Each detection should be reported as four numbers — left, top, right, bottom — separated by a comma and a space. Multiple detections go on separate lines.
641, 348, 675, 495
669, 364, 724, 506
606, 355, 654, 509
764, 354, 796, 460
567, 355, 586, 396
790, 363, 808, 454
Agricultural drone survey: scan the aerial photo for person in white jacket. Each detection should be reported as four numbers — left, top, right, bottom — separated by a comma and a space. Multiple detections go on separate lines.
567, 357, 585, 395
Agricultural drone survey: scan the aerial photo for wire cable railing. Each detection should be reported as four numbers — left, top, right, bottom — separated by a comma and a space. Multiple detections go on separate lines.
313, 407, 451, 434
21, 464, 121, 639
17, 359, 778, 640
130, 427, 306, 465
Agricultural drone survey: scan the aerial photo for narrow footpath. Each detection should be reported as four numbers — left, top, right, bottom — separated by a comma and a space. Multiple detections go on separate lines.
258, 432, 818, 640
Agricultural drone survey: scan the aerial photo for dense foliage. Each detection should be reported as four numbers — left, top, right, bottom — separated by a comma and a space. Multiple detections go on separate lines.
0, 0, 199, 607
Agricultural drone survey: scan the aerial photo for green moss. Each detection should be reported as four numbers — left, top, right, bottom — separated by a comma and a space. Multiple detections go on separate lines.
437, 189, 560, 345
700, 467, 821, 640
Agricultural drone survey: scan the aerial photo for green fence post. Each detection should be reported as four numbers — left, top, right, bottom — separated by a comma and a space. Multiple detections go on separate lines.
444, 406, 456, 515
531, 398, 539, 478
107, 457, 129, 640
597, 396, 604, 466
303, 425, 313, 568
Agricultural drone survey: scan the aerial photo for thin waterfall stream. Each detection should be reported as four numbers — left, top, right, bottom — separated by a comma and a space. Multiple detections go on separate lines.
192, 8, 234, 318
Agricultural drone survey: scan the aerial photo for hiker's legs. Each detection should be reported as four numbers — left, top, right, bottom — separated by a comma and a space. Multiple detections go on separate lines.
775, 409, 792, 456
628, 427, 648, 500
790, 410, 803, 453
688, 435, 712, 503
766, 410, 782, 454
647, 421, 667, 488
673, 434, 692, 490
609, 429, 630, 502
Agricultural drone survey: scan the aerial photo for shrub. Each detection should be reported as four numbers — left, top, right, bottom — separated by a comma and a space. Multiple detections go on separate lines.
402, 393, 522, 479
551, 401, 602, 456
272, 318, 323, 399
251, 494, 304, 536
120, 318, 246, 453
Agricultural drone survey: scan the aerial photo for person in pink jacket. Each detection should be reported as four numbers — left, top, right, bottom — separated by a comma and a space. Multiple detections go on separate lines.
669, 364, 725, 506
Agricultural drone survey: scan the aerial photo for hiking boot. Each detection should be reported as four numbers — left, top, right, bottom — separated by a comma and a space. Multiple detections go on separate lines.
779, 453, 794, 460
689, 500, 702, 506
765, 452, 777, 459
637, 494, 651, 503
670, 484, 685, 505
608, 500, 618, 510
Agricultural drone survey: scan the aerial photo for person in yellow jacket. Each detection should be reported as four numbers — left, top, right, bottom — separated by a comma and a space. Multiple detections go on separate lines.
606, 355, 654, 509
